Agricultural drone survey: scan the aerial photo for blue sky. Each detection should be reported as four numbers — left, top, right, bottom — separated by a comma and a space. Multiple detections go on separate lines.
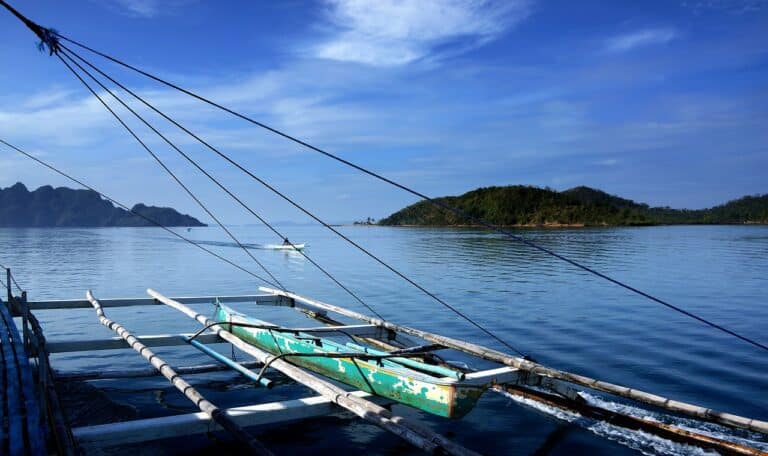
1, 0, 766, 223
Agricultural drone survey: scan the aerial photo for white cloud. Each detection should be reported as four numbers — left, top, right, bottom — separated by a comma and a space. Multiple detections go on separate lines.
0, 59, 430, 162
604, 28, 677, 53
0, 92, 115, 147
312, 0, 531, 66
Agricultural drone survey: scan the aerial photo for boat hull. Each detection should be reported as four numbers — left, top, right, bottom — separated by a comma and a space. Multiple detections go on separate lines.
214, 304, 484, 418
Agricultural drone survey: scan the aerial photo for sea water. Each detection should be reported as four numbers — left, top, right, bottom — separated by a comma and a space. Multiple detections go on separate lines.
1, 225, 766, 455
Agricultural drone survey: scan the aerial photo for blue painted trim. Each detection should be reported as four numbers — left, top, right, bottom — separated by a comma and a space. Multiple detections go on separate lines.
185, 337, 273, 389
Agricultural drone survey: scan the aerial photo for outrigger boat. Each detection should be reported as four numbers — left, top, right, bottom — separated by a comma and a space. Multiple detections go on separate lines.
213, 300, 515, 418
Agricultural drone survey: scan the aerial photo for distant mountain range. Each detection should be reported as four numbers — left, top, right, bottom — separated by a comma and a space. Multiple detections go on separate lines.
0, 183, 206, 227
379, 185, 768, 227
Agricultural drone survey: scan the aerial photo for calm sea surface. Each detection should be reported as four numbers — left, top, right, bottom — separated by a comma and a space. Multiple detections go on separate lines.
1, 225, 767, 455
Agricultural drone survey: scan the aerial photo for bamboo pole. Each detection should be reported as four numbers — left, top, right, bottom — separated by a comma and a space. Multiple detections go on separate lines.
259, 286, 768, 435
185, 337, 273, 388
86, 291, 272, 455
495, 385, 767, 456
148, 288, 479, 456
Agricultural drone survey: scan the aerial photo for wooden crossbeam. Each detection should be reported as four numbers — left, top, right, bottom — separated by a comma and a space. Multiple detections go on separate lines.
26, 294, 279, 310
73, 392, 388, 448
46, 333, 221, 353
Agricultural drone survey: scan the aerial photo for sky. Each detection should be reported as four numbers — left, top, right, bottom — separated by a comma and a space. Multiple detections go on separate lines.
0, 0, 767, 224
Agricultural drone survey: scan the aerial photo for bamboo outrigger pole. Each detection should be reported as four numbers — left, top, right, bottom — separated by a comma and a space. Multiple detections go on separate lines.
86, 291, 273, 455
147, 288, 479, 456
258, 287, 768, 435
495, 386, 767, 456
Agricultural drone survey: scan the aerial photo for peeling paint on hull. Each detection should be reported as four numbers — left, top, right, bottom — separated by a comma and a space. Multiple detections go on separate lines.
215, 304, 486, 418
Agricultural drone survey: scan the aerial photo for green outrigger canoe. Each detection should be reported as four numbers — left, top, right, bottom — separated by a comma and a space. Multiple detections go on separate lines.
214, 301, 507, 418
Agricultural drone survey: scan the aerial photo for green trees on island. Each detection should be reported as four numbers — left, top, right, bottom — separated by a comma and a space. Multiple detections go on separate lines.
4, 182, 765, 229
378, 185, 768, 227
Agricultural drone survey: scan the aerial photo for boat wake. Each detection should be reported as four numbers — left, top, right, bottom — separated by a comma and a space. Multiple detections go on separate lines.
168, 238, 262, 249
170, 239, 305, 251
497, 389, 768, 455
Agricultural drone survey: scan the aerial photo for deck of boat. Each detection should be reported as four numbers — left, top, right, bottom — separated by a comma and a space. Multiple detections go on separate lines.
1, 281, 766, 455
0, 298, 46, 455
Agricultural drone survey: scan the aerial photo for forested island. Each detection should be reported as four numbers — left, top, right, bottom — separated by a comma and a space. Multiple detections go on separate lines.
0, 183, 206, 227
379, 185, 768, 227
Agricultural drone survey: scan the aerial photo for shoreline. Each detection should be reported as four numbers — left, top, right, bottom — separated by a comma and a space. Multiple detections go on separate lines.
343, 222, 768, 228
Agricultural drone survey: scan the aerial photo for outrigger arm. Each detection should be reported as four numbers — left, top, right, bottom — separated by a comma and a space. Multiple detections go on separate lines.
258, 286, 768, 435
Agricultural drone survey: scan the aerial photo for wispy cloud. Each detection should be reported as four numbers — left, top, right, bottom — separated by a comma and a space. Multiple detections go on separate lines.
604, 28, 677, 53
21, 89, 77, 110
99, 0, 196, 18
311, 0, 531, 66
682, 0, 767, 15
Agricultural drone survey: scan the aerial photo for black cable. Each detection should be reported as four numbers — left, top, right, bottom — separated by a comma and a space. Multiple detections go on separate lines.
55, 52, 288, 292
57, 46, 525, 357
2, 1, 762, 355
0, 138, 280, 288
60, 48, 384, 321
54, 35, 768, 355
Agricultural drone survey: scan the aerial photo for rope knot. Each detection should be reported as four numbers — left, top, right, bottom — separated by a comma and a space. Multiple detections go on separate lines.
35, 26, 60, 55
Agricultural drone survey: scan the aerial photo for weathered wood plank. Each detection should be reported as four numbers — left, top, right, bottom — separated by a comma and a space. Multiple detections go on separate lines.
27, 294, 279, 310
73, 391, 388, 448
46, 325, 382, 354
458, 367, 519, 386
54, 360, 264, 381
46, 332, 221, 353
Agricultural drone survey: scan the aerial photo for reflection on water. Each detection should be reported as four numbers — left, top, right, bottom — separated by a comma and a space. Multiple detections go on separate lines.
1, 225, 767, 454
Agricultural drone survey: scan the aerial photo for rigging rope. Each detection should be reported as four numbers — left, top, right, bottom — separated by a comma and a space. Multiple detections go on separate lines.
54, 52, 288, 292
1, 2, 765, 354
0, 138, 281, 289
9, 272, 23, 293
57, 45, 526, 357
49, 35, 768, 355
0, 261, 24, 293
60, 48, 384, 320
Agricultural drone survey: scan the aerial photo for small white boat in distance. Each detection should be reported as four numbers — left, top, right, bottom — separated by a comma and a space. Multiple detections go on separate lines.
264, 243, 306, 251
